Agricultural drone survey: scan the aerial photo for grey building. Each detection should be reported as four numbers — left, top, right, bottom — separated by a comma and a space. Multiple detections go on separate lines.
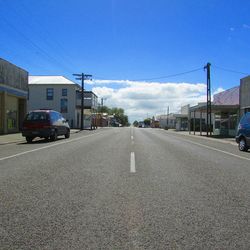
0, 58, 28, 134
28, 76, 98, 129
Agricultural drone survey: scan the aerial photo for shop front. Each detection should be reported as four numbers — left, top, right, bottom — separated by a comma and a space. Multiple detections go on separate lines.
189, 104, 239, 137
214, 111, 239, 137
0, 58, 28, 134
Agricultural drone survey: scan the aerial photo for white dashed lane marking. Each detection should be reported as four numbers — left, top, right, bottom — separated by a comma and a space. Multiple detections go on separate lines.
130, 152, 136, 173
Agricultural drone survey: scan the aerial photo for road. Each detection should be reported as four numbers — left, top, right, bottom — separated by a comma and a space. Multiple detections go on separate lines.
0, 127, 249, 249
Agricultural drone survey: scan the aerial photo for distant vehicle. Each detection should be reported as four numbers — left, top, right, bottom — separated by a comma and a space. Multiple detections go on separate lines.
235, 112, 250, 151
21, 110, 70, 143
138, 121, 144, 128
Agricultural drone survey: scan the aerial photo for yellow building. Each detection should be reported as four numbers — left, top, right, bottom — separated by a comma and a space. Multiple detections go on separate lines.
0, 58, 28, 134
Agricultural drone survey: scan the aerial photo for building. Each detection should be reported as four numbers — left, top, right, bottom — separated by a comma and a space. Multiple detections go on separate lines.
189, 86, 240, 136
28, 76, 98, 129
174, 104, 189, 131
0, 58, 28, 134
240, 76, 250, 116
157, 114, 176, 129
150, 117, 160, 128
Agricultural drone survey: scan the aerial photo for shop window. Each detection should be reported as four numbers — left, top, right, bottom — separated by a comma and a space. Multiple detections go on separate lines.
229, 114, 238, 130
215, 120, 220, 129
7, 110, 17, 130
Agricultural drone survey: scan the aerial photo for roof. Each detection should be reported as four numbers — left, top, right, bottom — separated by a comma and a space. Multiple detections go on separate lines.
189, 103, 239, 112
174, 114, 188, 118
0, 58, 28, 73
29, 76, 77, 85
240, 75, 250, 81
76, 89, 98, 97
213, 86, 239, 105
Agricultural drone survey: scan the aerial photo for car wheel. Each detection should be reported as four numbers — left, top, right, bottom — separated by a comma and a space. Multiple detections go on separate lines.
239, 137, 248, 151
50, 131, 57, 141
26, 136, 33, 143
65, 129, 70, 139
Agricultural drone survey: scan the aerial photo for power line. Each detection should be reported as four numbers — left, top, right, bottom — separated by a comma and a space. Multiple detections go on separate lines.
93, 67, 204, 82
213, 65, 249, 75
12, 1, 79, 70
0, 1, 76, 75
1, 16, 73, 75
133, 67, 204, 81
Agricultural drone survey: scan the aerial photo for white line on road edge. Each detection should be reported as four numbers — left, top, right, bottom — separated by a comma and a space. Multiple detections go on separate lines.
130, 152, 136, 173
181, 138, 250, 162
131, 136, 134, 140
0, 132, 103, 162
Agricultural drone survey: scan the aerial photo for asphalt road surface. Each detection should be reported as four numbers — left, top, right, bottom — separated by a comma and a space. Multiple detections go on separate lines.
0, 128, 249, 249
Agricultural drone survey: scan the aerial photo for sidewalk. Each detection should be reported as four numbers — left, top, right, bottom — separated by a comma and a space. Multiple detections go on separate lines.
0, 129, 80, 145
166, 129, 237, 145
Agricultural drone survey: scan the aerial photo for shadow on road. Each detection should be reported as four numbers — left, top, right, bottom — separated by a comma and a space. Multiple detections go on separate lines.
18, 137, 65, 145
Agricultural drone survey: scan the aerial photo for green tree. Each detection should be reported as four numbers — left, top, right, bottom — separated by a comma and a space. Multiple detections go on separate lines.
97, 105, 110, 114
144, 118, 151, 126
111, 108, 129, 126
99, 106, 129, 126
133, 120, 139, 127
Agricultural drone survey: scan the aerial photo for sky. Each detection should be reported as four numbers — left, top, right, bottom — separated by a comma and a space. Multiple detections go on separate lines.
1, 0, 250, 122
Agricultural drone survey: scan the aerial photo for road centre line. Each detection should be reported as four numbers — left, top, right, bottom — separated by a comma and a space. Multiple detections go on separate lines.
130, 152, 136, 173
0, 132, 103, 162
179, 137, 250, 162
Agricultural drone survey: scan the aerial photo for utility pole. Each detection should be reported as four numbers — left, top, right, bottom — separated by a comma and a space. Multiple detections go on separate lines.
73, 73, 92, 130
204, 63, 212, 137
167, 106, 169, 127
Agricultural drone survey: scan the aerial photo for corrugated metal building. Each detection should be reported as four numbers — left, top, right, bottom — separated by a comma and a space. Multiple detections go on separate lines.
189, 86, 240, 136
240, 76, 250, 116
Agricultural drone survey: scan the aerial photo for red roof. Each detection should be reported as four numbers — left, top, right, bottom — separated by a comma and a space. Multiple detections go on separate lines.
213, 86, 239, 105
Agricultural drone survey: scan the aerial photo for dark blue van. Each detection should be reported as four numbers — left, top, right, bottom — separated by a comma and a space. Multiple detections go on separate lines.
235, 112, 250, 151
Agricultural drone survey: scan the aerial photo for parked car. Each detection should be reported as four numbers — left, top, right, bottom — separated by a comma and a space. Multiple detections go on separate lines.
235, 112, 250, 151
21, 110, 70, 143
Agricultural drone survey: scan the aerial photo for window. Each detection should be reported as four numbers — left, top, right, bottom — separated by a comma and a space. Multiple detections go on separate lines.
46, 88, 54, 100
62, 88, 67, 96
26, 112, 49, 121
229, 113, 238, 130
61, 98, 68, 113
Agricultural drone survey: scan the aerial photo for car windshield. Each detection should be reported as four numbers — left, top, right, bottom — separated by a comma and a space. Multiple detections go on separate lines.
25, 112, 49, 121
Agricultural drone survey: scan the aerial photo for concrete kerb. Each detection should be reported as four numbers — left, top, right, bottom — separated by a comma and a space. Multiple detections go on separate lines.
0, 129, 81, 145
164, 129, 237, 146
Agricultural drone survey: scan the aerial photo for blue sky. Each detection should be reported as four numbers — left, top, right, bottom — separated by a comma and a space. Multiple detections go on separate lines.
1, 0, 250, 121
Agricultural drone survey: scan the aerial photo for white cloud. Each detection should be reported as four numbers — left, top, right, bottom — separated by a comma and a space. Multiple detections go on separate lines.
91, 80, 208, 122
243, 24, 250, 29
86, 79, 131, 85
